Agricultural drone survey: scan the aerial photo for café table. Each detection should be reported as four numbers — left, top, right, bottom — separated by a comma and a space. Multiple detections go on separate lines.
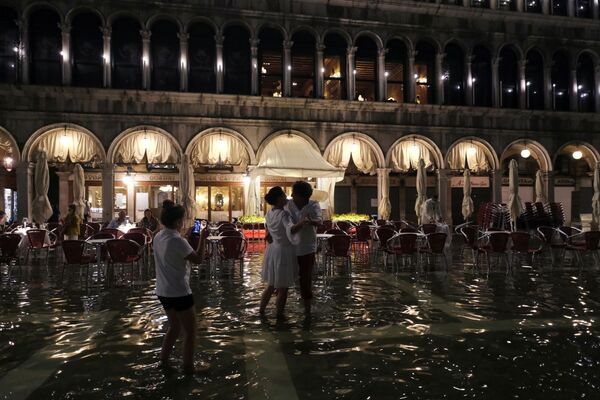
206, 236, 224, 267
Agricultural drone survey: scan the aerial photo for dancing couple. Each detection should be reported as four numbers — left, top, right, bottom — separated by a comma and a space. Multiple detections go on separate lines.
259, 181, 322, 319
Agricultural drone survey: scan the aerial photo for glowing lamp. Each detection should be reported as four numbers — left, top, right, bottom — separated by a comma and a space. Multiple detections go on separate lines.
520, 148, 531, 159
467, 146, 477, 157
572, 150, 583, 160
3, 157, 13, 172
122, 174, 133, 185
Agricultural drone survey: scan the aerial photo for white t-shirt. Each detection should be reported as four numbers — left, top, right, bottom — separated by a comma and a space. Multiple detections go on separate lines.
153, 228, 194, 297
285, 200, 322, 256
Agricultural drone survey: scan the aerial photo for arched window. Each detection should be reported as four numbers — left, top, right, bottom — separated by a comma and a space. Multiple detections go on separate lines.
354, 36, 377, 101
290, 30, 315, 98
258, 27, 283, 97
551, 51, 570, 111
71, 12, 103, 87
385, 39, 407, 103
525, 0, 542, 13
443, 43, 465, 105
525, 50, 544, 110
29, 8, 62, 85
576, 53, 596, 112
472, 45, 492, 107
323, 33, 346, 100
188, 22, 215, 93
576, 0, 592, 18
223, 25, 250, 95
111, 17, 142, 89
498, 0, 517, 10
499, 46, 519, 108
151, 20, 180, 91
414, 41, 436, 104
0, 7, 18, 83
552, 0, 567, 15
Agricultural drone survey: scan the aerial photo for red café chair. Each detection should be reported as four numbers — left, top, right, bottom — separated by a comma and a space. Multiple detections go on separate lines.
218, 236, 247, 270
221, 230, 244, 238
0, 233, 22, 268
537, 226, 566, 264
563, 230, 600, 266
105, 239, 142, 284
400, 226, 419, 233
386, 233, 419, 270
325, 234, 352, 272
373, 227, 396, 265
88, 231, 116, 262
61, 240, 97, 282
335, 220, 353, 234
87, 222, 101, 234
123, 232, 148, 266
510, 231, 543, 266
476, 231, 511, 272
325, 228, 348, 236
25, 229, 52, 264
421, 223, 437, 235
421, 232, 448, 269
100, 228, 124, 239
459, 225, 479, 264
78, 223, 95, 240
353, 225, 372, 255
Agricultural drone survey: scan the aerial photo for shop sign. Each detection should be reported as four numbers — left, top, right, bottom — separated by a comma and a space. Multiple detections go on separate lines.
450, 176, 489, 188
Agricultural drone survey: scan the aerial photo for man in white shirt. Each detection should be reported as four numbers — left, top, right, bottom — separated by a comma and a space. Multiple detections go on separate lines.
285, 181, 322, 316
421, 194, 443, 223
107, 210, 127, 229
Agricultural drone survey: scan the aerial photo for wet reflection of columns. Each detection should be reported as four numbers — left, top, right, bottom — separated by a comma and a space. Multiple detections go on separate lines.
16, 161, 32, 220
102, 164, 114, 222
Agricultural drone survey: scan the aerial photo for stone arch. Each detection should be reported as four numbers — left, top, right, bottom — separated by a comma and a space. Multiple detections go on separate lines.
443, 37, 469, 55
183, 16, 218, 34
256, 22, 289, 42
23, 2, 63, 22
575, 49, 600, 66
107, 125, 183, 164
414, 36, 442, 54
289, 25, 321, 44
256, 129, 320, 161
323, 132, 386, 170
0, 126, 21, 163
496, 42, 524, 61
553, 141, 600, 171
23, 123, 106, 163
106, 10, 144, 28
500, 139, 553, 172
445, 136, 500, 171
386, 134, 444, 171
219, 20, 255, 38
185, 127, 256, 165
65, 6, 106, 26
353, 30, 384, 50
322, 27, 352, 48
146, 14, 184, 32
524, 45, 548, 66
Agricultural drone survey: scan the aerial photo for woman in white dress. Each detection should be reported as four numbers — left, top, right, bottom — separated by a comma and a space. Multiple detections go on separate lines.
259, 186, 307, 319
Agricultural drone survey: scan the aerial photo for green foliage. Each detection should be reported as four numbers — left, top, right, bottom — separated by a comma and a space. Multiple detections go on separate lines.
332, 213, 370, 223
239, 215, 266, 223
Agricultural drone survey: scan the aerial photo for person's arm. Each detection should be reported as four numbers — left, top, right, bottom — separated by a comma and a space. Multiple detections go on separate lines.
184, 236, 205, 264
290, 218, 308, 234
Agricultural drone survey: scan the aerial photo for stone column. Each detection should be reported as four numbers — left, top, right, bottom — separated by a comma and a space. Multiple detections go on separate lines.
346, 46, 357, 101
492, 57, 501, 107
101, 26, 111, 88
516, 0, 524, 11
408, 51, 416, 103
56, 171, 71, 214
519, 60, 527, 109
567, 0, 575, 17
542, 0, 550, 14
140, 29, 151, 90
595, 66, 600, 113
315, 43, 325, 98
178, 32, 189, 92
283, 40, 293, 97
490, 0, 497, 9
377, 168, 392, 219
126, 181, 135, 221
543, 64, 552, 110
594, 0, 600, 19
16, 162, 33, 220
17, 19, 29, 85
435, 52, 445, 105
465, 55, 474, 106
377, 48, 387, 101
215, 34, 224, 93
250, 38, 259, 96
545, 171, 554, 203
463, 0, 470, 7
101, 164, 114, 222
437, 169, 449, 221
59, 22, 71, 85
492, 169, 503, 204
569, 68, 578, 111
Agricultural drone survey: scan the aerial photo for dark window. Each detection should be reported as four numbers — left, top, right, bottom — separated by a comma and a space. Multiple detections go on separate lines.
525, 50, 544, 110
151, 20, 180, 91
291, 30, 315, 98
443, 44, 465, 105
72, 12, 103, 87
385, 39, 407, 103
0, 7, 18, 83
258, 27, 283, 97
223, 25, 250, 95
414, 41, 436, 104
551, 51, 570, 111
576, 53, 595, 112
323, 33, 346, 100
188, 23, 215, 93
112, 17, 142, 89
29, 9, 62, 85
499, 47, 519, 108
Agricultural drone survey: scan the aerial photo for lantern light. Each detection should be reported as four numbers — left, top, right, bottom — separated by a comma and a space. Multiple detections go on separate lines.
572, 150, 583, 160
521, 148, 531, 159
3, 157, 13, 172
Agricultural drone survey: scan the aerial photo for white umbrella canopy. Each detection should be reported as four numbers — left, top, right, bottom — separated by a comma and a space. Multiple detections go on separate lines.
31, 150, 53, 223
72, 164, 86, 219
592, 162, 600, 228
534, 170, 547, 203
415, 158, 427, 224
461, 168, 474, 222
507, 159, 523, 231
179, 154, 200, 228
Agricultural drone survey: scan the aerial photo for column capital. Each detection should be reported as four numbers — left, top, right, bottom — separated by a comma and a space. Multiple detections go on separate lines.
140, 29, 151, 41
249, 38, 260, 48
102, 164, 115, 174
177, 32, 189, 42
283, 40, 294, 50
347, 46, 357, 56
316, 43, 326, 52
215, 34, 224, 45
58, 22, 71, 33
436, 51, 446, 60
376, 167, 392, 175
377, 47, 389, 58
465, 54, 475, 64
100, 25, 111, 38
16, 18, 27, 31
492, 57, 502, 67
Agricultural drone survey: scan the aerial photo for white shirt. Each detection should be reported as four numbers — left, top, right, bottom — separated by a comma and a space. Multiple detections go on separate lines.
153, 228, 194, 297
107, 218, 126, 229
421, 198, 442, 222
285, 200, 322, 256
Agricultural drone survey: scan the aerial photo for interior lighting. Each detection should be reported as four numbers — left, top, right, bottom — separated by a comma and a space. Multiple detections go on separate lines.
572, 150, 583, 160
60, 126, 69, 146
261, 66, 267, 74
409, 138, 420, 159
520, 142, 531, 159
3, 157, 13, 172
321, 67, 325, 73
384, 71, 389, 78
142, 128, 149, 148
350, 136, 358, 152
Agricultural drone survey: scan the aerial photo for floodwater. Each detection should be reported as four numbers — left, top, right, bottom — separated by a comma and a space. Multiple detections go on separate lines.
1, 243, 599, 399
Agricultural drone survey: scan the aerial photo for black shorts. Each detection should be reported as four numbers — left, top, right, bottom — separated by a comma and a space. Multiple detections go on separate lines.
158, 294, 194, 312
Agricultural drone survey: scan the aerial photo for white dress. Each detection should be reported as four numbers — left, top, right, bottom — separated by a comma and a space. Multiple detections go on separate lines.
261, 208, 298, 288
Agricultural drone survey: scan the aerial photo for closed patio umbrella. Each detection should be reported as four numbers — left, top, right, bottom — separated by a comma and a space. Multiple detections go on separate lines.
461, 168, 474, 222
507, 159, 523, 231
534, 170, 546, 203
179, 154, 199, 228
72, 164, 86, 219
592, 162, 600, 229
31, 149, 52, 223
415, 158, 427, 224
